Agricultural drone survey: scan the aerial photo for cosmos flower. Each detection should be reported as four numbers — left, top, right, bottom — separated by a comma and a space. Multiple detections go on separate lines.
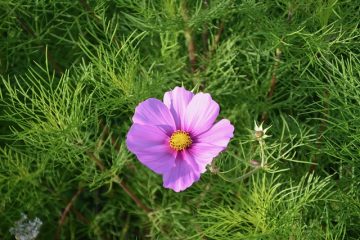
126, 87, 234, 192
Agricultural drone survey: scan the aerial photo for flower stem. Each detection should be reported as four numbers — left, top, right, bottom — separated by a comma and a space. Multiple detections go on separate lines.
259, 140, 266, 168
87, 152, 151, 213
181, 1, 197, 74
55, 187, 83, 240
208, 21, 224, 58
217, 166, 261, 183
113, 175, 152, 213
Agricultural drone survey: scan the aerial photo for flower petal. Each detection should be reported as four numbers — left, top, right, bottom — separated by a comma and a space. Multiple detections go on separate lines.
132, 98, 176, 135
163, 87, 194, 129
182, 93, 220, 136
126, 124, 176, 174
163, 151, 200, 192
189, 143, 226, 173
189, 119, 234, 172
196, 119, 234, 147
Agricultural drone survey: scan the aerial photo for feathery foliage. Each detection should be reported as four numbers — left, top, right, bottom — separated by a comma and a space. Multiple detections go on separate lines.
0, 0, 359, 239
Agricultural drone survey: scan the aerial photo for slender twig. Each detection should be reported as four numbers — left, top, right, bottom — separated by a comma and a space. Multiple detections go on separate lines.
101, 123, 121, 152
261, 48, 282, 123
79, 0, 102, 22
259, 140, 266, 167
268, 50, 281, 99
87, 151, 105, 171
202, 24, 209, 54
79, 0, 93, 15
181, 1, 197, 73
87, 152, 151, 213
185, 29, 197, 73
214, 21, 224, 46
55, 188, 83, 240
16, 16, 35, 37
95, 121, 150, 212
71, 208, 90, 225
217, 166, 261, 183
113, 175, 152, 213
287, 4, 293, 22
309, 90, 329, 172
202, 0, 210, 55
208, 21, 224, 58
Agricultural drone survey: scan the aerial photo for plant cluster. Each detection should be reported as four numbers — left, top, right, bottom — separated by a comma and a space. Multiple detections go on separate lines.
0, 0, 359, 239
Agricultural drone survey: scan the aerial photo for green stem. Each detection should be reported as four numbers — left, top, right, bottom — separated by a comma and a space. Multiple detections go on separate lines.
217, 166, 261, 183
259, 140, 266, 168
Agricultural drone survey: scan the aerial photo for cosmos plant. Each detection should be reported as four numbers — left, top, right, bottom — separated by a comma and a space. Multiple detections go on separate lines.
1, 1, 359, 238
126, 87, 234, 192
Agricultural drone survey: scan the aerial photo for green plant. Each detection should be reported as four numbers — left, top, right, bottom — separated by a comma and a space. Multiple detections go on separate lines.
0, 0, 359, 239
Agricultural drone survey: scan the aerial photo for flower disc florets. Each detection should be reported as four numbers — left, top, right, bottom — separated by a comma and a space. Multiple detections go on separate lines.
169, 130, 192, 151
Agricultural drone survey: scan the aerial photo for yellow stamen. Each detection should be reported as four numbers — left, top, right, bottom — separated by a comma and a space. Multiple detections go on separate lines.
169, 130, 192, 151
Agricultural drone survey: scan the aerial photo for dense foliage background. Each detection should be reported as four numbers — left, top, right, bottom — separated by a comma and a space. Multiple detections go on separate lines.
1, 0, 359, 239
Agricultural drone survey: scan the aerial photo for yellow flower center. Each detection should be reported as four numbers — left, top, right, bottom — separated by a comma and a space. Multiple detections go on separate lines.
169, 130, 192, 151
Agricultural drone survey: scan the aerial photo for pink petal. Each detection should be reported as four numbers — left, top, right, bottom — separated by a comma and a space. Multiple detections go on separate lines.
132, 98, 176, 135
189, 119, 234, 172
182, 93, 220, 136
196, 119, 234, 148
163, 87, 194, 129
188, 143, 224, 173
163, 151, 200, 192
126, 124, 176, 174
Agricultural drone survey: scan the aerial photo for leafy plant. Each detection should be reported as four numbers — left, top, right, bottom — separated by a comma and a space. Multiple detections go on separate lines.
0, 0, 359, 239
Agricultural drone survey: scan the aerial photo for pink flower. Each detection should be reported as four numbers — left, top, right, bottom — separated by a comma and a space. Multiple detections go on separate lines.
126, 87, 234, 192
